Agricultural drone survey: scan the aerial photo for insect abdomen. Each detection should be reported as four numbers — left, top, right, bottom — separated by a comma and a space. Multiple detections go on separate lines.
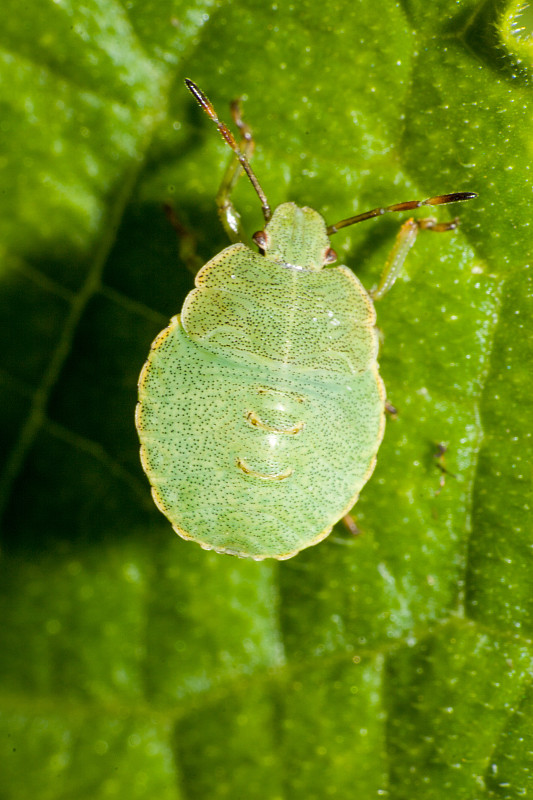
136, 316, 384, 560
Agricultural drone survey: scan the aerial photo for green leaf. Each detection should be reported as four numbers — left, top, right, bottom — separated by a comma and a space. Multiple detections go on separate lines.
1, 0, 532, 797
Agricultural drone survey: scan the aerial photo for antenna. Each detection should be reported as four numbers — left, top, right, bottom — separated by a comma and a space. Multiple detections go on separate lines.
185, 79, 272, 222
327, 192, 477, 235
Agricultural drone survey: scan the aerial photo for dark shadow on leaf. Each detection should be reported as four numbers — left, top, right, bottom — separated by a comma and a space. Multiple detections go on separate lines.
447, 0, 532, 85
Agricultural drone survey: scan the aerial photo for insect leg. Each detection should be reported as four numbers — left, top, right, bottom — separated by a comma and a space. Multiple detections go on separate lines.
385, 400, 398, 418
185, 80, 271, 241
341, 513, 361, 536
215, 97, 256, 243
433, 442, 457, 495
162, 203, 204, 275
162, 98, 258, 272
370, 215, 461, 301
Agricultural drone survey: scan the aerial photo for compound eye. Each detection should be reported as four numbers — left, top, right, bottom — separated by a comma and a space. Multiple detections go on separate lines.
324, 247, 337, 264
252, 230, 268, 250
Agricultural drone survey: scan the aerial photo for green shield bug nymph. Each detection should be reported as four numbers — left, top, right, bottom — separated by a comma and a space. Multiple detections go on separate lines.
135, 79, 476, 561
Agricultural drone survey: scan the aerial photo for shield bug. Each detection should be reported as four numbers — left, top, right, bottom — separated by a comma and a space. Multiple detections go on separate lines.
135, 79, 476, 561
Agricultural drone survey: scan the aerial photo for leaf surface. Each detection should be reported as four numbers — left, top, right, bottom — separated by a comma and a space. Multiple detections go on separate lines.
1, 0, 532, 797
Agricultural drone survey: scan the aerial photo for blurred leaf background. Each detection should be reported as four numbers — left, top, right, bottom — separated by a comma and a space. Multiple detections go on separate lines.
0, 0, 532, 797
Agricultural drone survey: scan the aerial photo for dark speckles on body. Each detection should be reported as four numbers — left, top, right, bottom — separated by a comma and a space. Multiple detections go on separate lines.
137, 202, 385, 560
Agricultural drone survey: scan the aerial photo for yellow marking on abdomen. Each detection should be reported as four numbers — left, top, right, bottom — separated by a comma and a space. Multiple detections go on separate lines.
236, 458, 293, 481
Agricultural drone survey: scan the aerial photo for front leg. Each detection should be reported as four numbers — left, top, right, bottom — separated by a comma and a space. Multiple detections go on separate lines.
371, 215, 461, 301
216, 97, 256, 244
